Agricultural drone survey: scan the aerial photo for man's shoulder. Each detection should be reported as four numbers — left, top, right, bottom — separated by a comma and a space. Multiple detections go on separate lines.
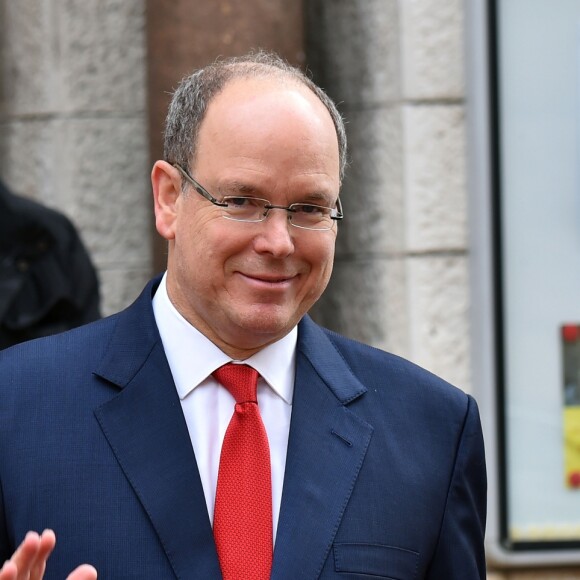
0, 313, 119, 371
310, 320, 471, 409
0, 276, 160, 367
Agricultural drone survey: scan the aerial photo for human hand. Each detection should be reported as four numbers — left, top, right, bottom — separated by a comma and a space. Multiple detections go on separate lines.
0, 530, 97, 580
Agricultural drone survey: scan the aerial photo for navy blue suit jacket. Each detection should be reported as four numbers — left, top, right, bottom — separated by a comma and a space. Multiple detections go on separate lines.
0, 279, 486, 578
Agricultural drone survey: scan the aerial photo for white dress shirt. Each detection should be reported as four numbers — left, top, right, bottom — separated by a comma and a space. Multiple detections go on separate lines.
152, 274, 295, 540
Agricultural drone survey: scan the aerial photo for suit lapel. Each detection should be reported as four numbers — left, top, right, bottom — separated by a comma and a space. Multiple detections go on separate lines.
272, 317, 374, 580
92, 280, 221, 579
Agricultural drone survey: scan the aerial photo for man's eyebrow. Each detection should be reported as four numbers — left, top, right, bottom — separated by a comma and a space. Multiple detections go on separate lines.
218, 181, 259, 196
302, 191, 335, 204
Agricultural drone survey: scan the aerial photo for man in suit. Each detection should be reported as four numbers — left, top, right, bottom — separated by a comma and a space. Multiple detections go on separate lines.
0, 52, 486, 579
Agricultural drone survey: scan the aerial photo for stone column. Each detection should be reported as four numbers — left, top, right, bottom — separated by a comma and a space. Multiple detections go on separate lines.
0, 0, 151, 315
306, 0, 470, 391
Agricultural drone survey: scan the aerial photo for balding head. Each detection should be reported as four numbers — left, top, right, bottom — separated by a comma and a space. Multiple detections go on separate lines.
163, 51, 347, 183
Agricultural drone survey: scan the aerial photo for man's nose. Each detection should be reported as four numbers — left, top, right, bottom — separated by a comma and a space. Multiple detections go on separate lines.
253, 209, 295, 257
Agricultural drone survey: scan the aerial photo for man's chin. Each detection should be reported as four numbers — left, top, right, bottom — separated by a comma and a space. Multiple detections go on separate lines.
231, 307, 300, 341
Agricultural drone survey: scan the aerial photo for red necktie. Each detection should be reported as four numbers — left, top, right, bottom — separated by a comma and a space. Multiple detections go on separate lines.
212, 363, 273, 580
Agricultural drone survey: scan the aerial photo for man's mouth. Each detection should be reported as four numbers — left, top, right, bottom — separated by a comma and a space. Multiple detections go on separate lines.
238, 272, 296, 286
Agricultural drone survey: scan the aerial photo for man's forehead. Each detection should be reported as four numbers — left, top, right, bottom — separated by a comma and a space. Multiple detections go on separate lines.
198, 78, 336, 149
189, 74, 340, 185
209, 75, 319, 113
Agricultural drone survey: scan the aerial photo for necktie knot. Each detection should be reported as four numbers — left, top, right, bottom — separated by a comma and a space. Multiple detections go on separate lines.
213, 363, 259, 404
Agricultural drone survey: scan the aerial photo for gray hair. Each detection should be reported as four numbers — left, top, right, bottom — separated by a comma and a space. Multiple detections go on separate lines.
163, 51, 347, 182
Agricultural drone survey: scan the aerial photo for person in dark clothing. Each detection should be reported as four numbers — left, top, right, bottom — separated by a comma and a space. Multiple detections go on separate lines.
0, 179, 100, 349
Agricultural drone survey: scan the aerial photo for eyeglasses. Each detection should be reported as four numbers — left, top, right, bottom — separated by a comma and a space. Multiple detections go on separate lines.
173, 163, 343, 231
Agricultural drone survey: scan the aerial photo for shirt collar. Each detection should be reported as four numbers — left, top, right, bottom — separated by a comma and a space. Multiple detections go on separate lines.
152, 273, 296, 405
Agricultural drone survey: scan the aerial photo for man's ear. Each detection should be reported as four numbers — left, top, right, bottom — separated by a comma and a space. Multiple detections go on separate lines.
151, 160, 182, 240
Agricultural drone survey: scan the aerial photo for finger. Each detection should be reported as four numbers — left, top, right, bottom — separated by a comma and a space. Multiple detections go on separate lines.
9, 531, 41, 577
67, 564, 98, 580
29, 530, 56, 580
0, 561, 18, 580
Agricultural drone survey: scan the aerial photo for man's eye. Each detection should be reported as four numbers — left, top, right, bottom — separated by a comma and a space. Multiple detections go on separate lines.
226, 197, 264, 208
295, 204, 326, 215
228, 197, 250, 207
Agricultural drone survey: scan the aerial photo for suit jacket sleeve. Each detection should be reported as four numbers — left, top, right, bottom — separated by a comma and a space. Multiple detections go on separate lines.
426, 395, 487, 579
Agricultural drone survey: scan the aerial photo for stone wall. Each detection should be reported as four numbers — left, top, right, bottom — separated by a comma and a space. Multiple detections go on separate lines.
0, 0, 152, 316
307, 0, 470, 391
